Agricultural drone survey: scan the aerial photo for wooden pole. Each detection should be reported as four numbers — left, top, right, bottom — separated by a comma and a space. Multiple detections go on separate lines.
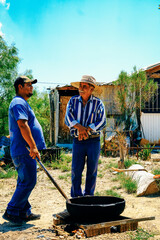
118, 145, 125, 169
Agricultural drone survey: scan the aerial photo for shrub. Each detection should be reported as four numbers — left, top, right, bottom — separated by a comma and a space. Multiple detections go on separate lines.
138, 144, 153, 160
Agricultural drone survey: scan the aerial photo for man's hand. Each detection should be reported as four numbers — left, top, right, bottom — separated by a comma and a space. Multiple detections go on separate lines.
74, 123, 89, 141
30, 146, 41, 160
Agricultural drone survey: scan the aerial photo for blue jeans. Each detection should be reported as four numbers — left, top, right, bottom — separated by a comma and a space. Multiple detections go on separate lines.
6, 154, 37, 216
71, 137, 100, 197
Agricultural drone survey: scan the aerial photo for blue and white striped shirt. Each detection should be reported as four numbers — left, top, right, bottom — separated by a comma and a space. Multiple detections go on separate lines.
65, 95, 106, 137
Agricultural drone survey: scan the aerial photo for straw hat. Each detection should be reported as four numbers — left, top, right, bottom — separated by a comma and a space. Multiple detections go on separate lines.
71, 75, 101, 94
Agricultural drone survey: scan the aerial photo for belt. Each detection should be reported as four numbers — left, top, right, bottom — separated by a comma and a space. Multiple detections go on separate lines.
89, 134, 100, 139
74, 134, 100, 140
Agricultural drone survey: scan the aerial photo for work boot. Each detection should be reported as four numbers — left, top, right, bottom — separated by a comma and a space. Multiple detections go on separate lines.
21, 213, 41, 222
2, 211, 24, 225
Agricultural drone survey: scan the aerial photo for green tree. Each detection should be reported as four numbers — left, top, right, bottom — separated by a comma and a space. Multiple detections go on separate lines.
0, 36, 20, 135
28, 89, 50, 145
0, 37, 50, 146
115, 66, 158, 130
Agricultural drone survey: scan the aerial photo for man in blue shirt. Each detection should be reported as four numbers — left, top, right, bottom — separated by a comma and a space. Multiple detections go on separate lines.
2, 76, 46, 225
65, 75, 106, 197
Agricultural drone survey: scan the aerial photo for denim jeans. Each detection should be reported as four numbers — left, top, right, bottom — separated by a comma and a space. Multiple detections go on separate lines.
71, 137, 100, 197
6, 154, 37, 216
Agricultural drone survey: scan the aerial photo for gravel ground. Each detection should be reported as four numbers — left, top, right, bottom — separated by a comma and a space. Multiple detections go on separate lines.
0, 154, 160, 240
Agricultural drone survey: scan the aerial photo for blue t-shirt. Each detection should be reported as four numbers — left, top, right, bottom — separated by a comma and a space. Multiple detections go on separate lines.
9, 96, 46, 157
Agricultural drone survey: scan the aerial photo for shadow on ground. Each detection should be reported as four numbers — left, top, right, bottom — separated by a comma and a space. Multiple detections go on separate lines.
0, 222, 34, 233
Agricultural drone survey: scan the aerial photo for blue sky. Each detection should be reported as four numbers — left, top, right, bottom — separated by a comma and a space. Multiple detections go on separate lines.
0, 0, 160, 91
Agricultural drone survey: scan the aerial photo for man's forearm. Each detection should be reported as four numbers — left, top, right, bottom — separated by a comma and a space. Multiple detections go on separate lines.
17, 119, 40, 159
18, 123, 36, 148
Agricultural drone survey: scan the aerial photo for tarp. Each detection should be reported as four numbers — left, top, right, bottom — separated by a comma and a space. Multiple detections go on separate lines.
0, 136, 11, 161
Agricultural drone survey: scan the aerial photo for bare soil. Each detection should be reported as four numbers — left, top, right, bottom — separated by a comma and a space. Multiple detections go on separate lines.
0, 154, 160, 240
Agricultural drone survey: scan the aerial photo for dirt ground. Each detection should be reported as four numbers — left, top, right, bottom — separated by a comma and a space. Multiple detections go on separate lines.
0, 154, 160, 240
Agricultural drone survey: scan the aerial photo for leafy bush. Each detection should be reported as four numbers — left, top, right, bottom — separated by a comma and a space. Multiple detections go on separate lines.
138, 144, 153, 160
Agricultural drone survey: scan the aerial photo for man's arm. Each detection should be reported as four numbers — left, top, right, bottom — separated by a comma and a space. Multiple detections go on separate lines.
65, 97, 89, 140
17, 119, 40, 159
88, 101, 106, 132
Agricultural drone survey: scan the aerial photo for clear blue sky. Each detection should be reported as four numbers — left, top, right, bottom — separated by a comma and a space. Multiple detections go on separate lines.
0, 0, 160, 91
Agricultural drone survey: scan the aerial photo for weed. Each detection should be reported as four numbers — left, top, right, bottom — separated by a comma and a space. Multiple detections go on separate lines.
95, 191, 101, 196
112, 185, 122, 190
97, 173, 103, 178
153, 169, 160, 190
49, 186, 56, 190
61, 165, 71, 172
117, 173, 137, 193
105, 162, 118, 170
0, 168, 17, 179
58, 173, 71, 180
95, 189, 122, 198
153, 169, 160, 175
128, 228, 154, 240
98, 159, 102, 164
60, 153, 72, 163
111, 177, 118, 182
44, 152, 72, 172
124, 159, 138, 168
105, 189, 122, 198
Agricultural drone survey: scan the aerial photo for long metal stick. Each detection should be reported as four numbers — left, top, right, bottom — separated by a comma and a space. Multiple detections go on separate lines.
26, 147, 69, 201
35, 156, 69, 201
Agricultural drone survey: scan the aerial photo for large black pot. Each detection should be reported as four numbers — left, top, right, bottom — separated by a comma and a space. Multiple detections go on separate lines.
66, 196, 125, 219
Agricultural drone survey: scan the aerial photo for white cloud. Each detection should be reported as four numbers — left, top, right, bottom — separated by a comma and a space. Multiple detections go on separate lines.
0, 22, 4, 37
6, 2, 10, 9
0, 0, 6, 5
0, 0, 10, 10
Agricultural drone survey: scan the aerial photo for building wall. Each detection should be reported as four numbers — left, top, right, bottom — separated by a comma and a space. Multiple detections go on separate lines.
95, 85, 121, 116
141, 112, 160, 144
59, 95, 72, 143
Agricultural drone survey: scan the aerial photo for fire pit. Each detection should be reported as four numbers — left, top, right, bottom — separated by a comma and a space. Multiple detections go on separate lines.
53, 209, 155, 237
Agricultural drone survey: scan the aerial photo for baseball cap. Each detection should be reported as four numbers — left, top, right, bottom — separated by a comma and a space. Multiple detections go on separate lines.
14, 76, 37, 88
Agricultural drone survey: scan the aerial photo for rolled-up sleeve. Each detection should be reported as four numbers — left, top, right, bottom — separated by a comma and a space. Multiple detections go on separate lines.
65, 98, 78, 128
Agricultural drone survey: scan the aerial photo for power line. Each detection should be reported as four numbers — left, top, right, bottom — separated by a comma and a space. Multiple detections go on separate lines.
37, 82, 68, 85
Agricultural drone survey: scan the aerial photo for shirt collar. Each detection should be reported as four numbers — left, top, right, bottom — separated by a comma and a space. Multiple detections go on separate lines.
78, 95, 93, 103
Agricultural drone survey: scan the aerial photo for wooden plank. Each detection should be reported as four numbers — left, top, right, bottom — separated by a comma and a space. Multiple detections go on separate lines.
52, 213, 155, 238
152, 158, 160, 162
149, 73, 160, 78
83, 222, 138, 237
112, 167, 147, 173
80, 216, 155, 230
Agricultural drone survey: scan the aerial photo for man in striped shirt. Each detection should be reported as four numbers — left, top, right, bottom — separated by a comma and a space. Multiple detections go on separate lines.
65, 75, 106, 197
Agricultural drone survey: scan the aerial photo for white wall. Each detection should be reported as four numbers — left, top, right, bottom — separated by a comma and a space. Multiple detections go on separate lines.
141, 112, 160, 144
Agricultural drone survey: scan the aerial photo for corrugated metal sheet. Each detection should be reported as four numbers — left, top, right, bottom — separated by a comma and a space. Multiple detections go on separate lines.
142, 62, 160, 71
141, 112, 160, 144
